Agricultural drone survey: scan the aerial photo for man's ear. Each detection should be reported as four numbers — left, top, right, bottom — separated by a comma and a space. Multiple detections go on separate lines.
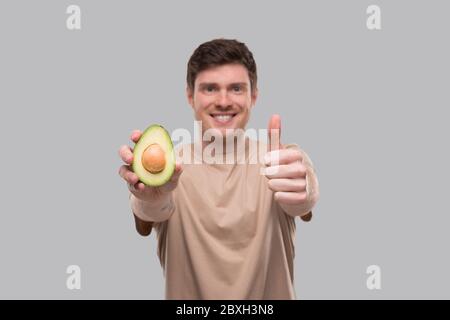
186, 86, 194, 108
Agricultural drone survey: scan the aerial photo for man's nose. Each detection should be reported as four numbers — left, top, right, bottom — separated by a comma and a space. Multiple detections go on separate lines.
216, 90, 232, 108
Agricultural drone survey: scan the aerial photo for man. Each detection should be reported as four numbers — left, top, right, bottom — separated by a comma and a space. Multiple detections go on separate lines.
118, 38, 319, 299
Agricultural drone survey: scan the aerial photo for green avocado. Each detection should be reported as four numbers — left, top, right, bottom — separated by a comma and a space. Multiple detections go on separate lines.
132, 124, 175, 187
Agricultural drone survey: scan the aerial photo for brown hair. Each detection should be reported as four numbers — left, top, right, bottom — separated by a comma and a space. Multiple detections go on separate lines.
186, 38, 257, 93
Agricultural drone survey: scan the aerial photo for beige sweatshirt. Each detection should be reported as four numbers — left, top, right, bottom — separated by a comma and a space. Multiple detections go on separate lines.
130, 137, 316, 299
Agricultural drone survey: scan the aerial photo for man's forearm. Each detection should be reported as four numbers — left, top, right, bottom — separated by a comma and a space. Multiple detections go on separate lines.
129, 193, 175, 223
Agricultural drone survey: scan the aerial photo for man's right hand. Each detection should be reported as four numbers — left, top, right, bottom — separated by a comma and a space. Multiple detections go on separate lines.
118, 129, 183, 204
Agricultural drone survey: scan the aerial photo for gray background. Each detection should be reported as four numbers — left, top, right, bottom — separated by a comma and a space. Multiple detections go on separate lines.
0, 0, 449, 299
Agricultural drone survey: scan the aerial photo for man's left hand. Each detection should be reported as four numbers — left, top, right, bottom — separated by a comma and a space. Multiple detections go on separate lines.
264, 114, 318, 219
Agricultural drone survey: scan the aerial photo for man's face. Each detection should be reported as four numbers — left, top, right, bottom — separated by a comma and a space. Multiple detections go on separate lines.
187, 63, 258, 137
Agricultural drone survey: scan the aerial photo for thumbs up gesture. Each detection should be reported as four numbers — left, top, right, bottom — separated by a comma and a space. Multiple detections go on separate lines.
264, 115, 317, 220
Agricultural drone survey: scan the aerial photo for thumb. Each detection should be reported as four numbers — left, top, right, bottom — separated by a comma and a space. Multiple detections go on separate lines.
268, 114, 283, 152
160, 161, 183, 193
171, 161, 183, 181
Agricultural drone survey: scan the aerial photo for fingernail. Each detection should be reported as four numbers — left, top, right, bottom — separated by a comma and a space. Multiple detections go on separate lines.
264, 153, 271, 165
264, 166, 278, 176
264, 151, 280, 165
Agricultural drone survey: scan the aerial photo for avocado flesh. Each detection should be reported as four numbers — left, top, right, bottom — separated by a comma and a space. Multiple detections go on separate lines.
132, 125, 175, 187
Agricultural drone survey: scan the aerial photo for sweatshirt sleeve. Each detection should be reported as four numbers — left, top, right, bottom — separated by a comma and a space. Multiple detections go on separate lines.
129, 192, 175, 223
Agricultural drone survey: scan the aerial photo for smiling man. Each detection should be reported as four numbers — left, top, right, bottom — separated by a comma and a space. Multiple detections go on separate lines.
118, 38, 320, 299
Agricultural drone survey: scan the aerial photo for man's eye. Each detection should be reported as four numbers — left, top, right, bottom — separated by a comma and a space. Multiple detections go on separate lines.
205, 86, 216, 92
232, 86, 242, 92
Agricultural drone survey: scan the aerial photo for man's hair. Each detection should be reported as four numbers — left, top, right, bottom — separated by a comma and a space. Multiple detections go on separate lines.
186, 38, 257, 93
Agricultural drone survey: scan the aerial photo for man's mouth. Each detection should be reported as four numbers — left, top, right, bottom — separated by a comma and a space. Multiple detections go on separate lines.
210, 113, 238, 124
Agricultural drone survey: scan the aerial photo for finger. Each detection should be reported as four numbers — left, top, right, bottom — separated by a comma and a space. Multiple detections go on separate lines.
135, 182, 146, 192
169, 161, 183, 183
268, 178, 307, 192
119, 145, 134, 164
130, 129, 143, 143
128, 182, 146, 196
274, 191, 307, 205
118, 165, 139, 185
268, 114, 282, 152
128, 179, 144, 191
264, 149, 303, 166
264, 163, 307, 179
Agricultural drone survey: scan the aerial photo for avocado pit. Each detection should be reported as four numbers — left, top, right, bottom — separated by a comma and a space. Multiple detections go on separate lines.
142, 143, 166, 173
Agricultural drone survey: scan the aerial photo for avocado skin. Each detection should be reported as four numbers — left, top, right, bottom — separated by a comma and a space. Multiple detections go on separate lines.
132, 124, 175, 187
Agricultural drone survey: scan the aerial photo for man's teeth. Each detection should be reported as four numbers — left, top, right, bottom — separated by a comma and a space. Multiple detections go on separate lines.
213, 115, 233, 123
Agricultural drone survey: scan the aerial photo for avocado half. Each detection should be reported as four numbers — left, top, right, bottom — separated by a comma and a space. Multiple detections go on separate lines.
132, 124, 175, 187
